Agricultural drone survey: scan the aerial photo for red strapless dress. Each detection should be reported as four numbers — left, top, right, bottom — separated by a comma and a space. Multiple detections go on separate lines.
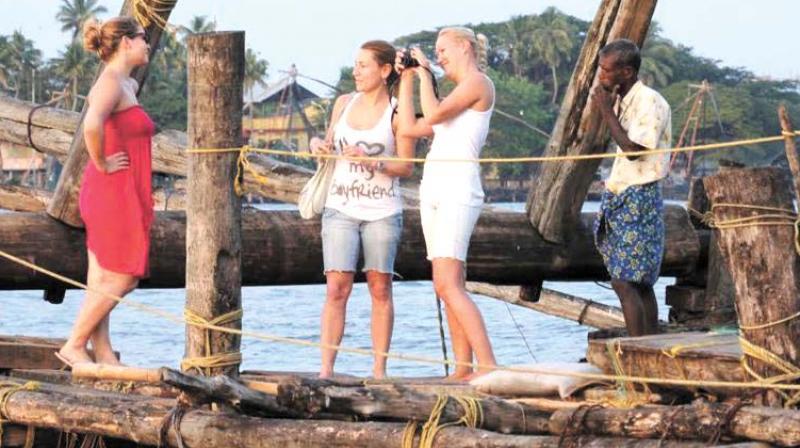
79, 105, 154, 277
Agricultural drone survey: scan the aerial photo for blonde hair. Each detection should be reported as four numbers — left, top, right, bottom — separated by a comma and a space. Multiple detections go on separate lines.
438, 26, 488, 72
83, 16, 141, 62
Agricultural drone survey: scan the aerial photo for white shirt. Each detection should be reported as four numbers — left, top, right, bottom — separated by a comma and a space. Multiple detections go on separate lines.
605, 80, 672, 195
420, 77, 494, 207
325, 94, 402, 221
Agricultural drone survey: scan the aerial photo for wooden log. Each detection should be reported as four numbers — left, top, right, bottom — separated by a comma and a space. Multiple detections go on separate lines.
72, 363, 161, 383
184, 32, 244, 377
0, 95, 417, 205
525, 0, 658, 243
0, 376, 703, 448
276, 378, 551, 435
0, 185, 49, 213
778, 105, 800, 201
548, 402, 800, 446
0, 206, 702, 290
0, 183, 184, 212
586, 332, 746, 397
160, 367, 295, 417
46, 0, 179, 227
704, 168, 800, 406
0, 335, 115, 370
465, 282, 626, 329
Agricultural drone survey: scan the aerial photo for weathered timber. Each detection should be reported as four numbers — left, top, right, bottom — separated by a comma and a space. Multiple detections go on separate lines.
0, 376, 704, 448
548, 402, 800, 447
779, 105, 800, 201
9, 368, 179, 399
0, 183, 184, 212
526, 0, 658, 243
47, 0, 178, 227
276, 378, 550, 435
466, 282, 626, 329
160, 367, 295, 417
0, 95, 419, 205
0, 206, 701, 290
0, 185, 49, 213
587, 332, 746, 396
0, 335, 114, 370
0, 424, 60, 448
704, 168, 800, 406
184, 32, 244, 377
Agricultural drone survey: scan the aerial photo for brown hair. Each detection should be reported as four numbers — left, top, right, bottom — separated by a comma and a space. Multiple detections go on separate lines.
83, 16, 141, 62
360, 40, 399, 92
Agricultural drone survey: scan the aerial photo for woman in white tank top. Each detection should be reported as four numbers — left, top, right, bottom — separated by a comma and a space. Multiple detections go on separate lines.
310, 40, 416, 379
395, 27, 497, 380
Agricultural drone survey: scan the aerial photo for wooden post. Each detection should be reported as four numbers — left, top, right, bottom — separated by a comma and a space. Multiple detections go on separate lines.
184, 32, 245, 377
525, 0, 658, 243
704, 168, 800, 406
45, 0, 178, 227
779, 105, 800, 201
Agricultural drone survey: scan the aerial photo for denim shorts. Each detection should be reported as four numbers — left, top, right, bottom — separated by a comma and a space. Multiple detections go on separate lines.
321, 208, 403, 274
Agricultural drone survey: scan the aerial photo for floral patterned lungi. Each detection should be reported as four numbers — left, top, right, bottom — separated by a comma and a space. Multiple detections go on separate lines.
593, 181, 665, 286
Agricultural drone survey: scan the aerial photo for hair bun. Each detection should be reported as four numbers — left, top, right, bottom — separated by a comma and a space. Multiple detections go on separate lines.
82, 18, 103, 53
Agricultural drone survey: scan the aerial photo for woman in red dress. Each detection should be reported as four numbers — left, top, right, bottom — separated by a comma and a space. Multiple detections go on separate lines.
57, 16, 153, 366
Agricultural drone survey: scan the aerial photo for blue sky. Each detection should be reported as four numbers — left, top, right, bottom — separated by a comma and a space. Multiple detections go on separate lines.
4, 0, 798, 95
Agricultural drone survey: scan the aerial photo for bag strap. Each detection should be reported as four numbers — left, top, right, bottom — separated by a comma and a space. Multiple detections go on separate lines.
325, 92, 357, 143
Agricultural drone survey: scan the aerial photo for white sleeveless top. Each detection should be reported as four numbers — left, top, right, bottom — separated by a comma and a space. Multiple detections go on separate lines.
325, 93, 402, 220
420, 78, 494, 207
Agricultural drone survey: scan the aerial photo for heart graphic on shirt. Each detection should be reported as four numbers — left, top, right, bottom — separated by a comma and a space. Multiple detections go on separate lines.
355, 141, 386, 156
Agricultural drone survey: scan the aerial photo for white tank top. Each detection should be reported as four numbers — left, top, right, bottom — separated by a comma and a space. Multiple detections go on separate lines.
420, 77, 494, 207
325, 93, 402, 220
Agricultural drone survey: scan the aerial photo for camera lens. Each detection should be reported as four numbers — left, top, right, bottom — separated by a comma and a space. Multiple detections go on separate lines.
401, 49, 420, 68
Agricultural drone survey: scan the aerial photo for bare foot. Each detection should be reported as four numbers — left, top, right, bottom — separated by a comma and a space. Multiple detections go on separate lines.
444, 371, 473, 383
318, 370, 333, 379
95, 354, 124, 366
56, 346, 93, 366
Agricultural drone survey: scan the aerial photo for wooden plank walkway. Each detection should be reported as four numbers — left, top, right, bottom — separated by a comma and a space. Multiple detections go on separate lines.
586, 331, 747, 395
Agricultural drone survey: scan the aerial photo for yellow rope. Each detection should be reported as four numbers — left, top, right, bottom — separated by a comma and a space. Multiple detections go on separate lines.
181, 309, 243, 376
187, 130, 800, 166
738, 336, 800, 407
0, 380, 40, 445
4, 248, 800, 393
132, 0, 176, 29
417, 394, 483, 448
401, 421, 418, 448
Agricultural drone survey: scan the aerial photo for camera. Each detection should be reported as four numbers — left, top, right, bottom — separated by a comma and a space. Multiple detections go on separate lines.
400, 48, 420, 68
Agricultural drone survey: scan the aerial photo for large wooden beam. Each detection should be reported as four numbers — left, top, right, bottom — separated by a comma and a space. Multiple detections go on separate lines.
45, 0, 179, 227
704, 168, 800, 407
0, 183, 184, 212
0, 206, 701, 290
525, 0, 658, 243
184, 32, 244, 377
0, 95, 415, 205
465, 282, 626, 329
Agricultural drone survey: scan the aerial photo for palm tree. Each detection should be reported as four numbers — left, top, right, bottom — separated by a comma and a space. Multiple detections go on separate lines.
56, 0, 108, 39
499, 15, 535, 78
640, 23, 677, 88
0, 36, 13, 91
529, 8, 574, 104
52, 41, 94, 110
244, 48, 269, 101
179, 15, 217, 41
7, 31, 42, 99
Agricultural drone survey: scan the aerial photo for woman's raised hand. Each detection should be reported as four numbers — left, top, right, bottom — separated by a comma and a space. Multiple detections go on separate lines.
102, 151, 129, 174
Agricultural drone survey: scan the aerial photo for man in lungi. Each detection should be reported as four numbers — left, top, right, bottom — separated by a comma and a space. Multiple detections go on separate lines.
591, 39, 672, 336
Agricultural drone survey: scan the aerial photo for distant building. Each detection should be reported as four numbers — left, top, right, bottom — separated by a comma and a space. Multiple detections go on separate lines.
0, 142, 46, 186
242, 70, 327, 152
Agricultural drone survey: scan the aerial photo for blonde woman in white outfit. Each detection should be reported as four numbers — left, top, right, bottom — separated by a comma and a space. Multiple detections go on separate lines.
396, 27, 496, 380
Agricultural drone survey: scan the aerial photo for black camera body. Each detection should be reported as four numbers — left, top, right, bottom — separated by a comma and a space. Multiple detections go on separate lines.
400, 49, 420, 68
